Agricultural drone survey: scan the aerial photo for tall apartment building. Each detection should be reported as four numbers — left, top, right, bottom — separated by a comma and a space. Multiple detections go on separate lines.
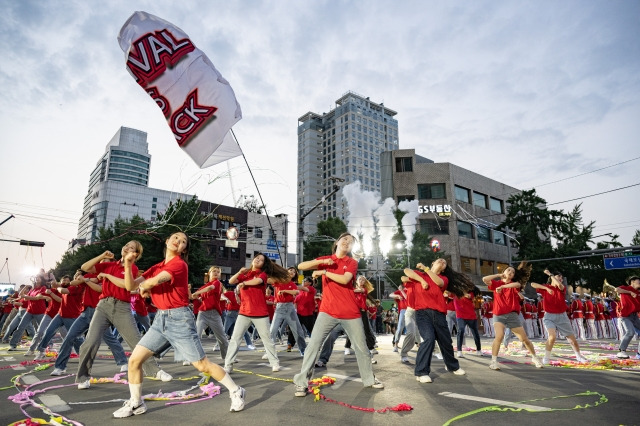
297, 91, 399, 241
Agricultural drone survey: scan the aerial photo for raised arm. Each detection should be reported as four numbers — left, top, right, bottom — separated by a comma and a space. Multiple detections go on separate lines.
311, 268, 353, 285
483, 273, 502, 285
298, 258, 334, 271
81, 250, 115, 274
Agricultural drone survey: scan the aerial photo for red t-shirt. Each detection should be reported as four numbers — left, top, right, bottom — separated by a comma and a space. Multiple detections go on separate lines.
44, 289, 62, 318
294, 286, 316, 316
535, 284, 567, 314
266, 294, 275, 319
273, 281, 298, 303
355, 291, 367, 310
81, 273, 101, 309
26, 286, 48, 314
224, 290, 240, 311
145, 298, 157, 314
537, 299, 545, 318
367, 304, 377, 319
454, 293, 477, 320
571, 299, 584, 319
316, 254, 360, 319
237, 269, 269, 317
60, 285, 84, 318
489, 279, 521, 316
192, 298, 201, 315
199, 280, 223, 315
143, 255, 189, 310
584, 300, 595, 319
130, 293, 148, 316
393, 290, 408, 310
445, 297, 455, 312
618, 285, 640, 317
404, 283, 417, 309
404, 271, 449, 313
96, 261, 139, 303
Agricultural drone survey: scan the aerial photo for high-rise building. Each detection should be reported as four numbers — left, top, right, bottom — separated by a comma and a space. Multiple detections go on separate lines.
76, 127, 189, 244
297, 91, 399, 245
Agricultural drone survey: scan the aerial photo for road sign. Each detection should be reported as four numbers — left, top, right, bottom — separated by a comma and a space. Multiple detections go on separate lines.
603, 251, 634, 259
603, 255, 640, 270
267, 240, 283, 250
264, 252, 280, 260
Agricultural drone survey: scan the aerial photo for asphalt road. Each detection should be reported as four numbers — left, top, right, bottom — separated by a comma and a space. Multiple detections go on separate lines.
1, 333, 639, 425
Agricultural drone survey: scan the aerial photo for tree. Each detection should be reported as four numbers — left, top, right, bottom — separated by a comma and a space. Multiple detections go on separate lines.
235, 195, 265, 214
54, 197, 211, 287
632, 229, 640, 246
302, 217, 347, 261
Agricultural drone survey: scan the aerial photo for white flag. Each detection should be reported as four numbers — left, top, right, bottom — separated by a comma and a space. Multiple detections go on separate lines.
118, 11, 242, 168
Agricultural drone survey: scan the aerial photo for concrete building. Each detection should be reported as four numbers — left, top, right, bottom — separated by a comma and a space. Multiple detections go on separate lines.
73, 127, 291, 279
76, 127, 188, 244
381, 149, 520, 287
297, 91, 399, 251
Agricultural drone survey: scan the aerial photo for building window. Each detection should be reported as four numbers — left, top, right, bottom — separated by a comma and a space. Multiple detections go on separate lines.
420, 219, 449, 235
473, 192, 488, 209
454, 186, 470, 203
493, 232, 507, 245
397, 195, 415, 203
496, 262, 509, 273
218, 246, 229, 259
395, 157, 413, 172
489, 197, 503, 213
254, 227, 263, 238
417, 183, 446, 199
460, 256, 477, 275
477, 226, 491, 242
457, 221, 473, 238
230, 248, 240, 259
480, 260, 494, 276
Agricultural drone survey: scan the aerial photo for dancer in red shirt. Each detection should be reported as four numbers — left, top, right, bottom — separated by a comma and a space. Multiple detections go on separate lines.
615, 276, 640, 359
483, 262, 544, 370
191, 266, 229, 359
114, 232, 245, 418
224, 253, 290, 373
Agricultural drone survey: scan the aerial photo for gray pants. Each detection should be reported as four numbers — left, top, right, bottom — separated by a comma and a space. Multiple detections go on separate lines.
76, 297, 160, 382
196, 309, 229, 359
10, 311, 43, 347
270, 303, 306, 352
225, 315, 277, 368
294, 312, 375, 388
401, 307, 421, 357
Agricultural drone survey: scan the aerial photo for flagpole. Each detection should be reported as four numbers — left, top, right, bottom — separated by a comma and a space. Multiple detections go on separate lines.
230, 129, 284, 266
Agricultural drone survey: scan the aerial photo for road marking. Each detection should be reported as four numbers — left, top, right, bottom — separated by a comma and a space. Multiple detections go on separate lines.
10, 364, 26, 371
256, 363, 292, 370
21, 374, 40, 385
439, 392, 553, 412
38, 394, 71, 412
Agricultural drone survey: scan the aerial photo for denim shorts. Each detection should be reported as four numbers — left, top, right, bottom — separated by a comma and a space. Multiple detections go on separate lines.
138, 306, 205, 362
493, 312, 523, 329
543, 313, 574, 337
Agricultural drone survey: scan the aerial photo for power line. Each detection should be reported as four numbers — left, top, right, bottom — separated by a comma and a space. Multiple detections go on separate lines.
546, 182, 640, 206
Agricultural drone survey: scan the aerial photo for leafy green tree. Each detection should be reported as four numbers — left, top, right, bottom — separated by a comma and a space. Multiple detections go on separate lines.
235, 195, 265, 214
302, 217, 347, 261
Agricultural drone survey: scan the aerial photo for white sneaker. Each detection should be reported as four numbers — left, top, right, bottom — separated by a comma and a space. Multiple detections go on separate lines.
120, 364, 129, 372
261, 354, 268, 360
344, 348, 351, 355
616, 351, 630, 359
489, 361, 500, 370
113, 399, 147, 418
247, 345, 256, 350
212, 344, 220, 351
50, 368, 66, 376
182, 361, 191, 366
457, 351, 463, 358
24, 350, 34, 356
392, 346, 398, 352
434, 353, 443, 360
34, 351, 47, 361
475, 350, 483, 356
371, 358, 377, 364
532, 357, 544, 368
77, 379, 91, 389
224, 364, 233, 374
371, 377, 384, 388
155, 370, 172, 381
453, 368, 466, 376
314, 360, 326, 368
294, 385, 308, 397
542, 356, 550, 365
370, 348, 379, 354
272, 364, 280, 372
416, 375, 432, 383
229, 386, 245, 412
575, 355, 588, 363
401, 356, 409, 363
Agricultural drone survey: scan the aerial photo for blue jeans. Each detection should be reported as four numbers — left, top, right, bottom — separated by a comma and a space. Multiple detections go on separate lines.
619, 313, 640, 352
223, 310, 252, 346
415, 309, 459, 377
318, 325, 343, 364
294, 312, 375, 387
139, 307, 205, 362
394, 309, 406, 344
456, 318, 481, 351
54, 307, 127, 370
9, 312, 43, 347
270, 303, 306, 352
36, 315, 78, 351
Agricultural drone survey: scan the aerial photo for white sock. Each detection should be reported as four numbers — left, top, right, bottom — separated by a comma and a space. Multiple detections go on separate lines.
491, 355, 497, 362
545, 350, 551, 358
219, 373, 239, 392
129, 383, 142, 405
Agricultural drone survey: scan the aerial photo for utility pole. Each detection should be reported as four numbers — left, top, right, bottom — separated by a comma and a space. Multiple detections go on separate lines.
298, 177, 344, 265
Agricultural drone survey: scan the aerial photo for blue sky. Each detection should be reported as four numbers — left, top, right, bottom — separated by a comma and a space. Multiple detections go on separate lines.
1, 0, 639, 284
